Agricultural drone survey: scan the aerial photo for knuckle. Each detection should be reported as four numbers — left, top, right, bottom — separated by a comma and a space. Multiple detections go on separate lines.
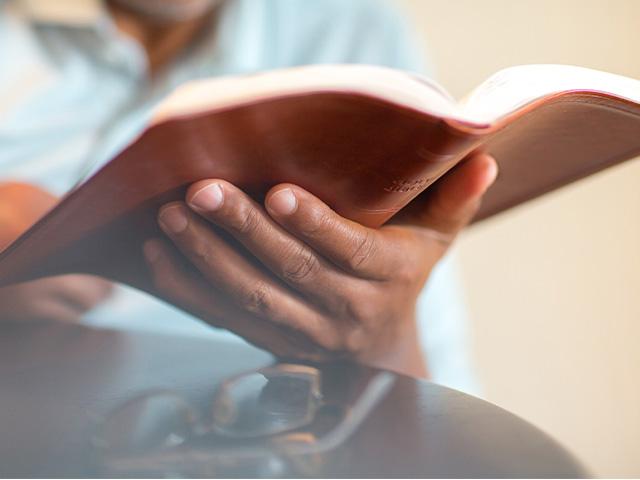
237, 281, 273, 316
301, 324, 346, 356
394, 258, 421, 286
228, 203, 261, 236
313, 333, 344, 354
347, 301, 372, 325
191, 239, 214, 264
342, 287, 379, 324
344, 325, 367, 353
297, 207, 333, 238
347, 230, 378, 271
281, 247, 320, 283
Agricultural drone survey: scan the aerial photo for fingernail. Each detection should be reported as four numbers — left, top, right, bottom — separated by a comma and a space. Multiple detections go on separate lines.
268, 188, 297, 215
143, 241, 161, 262
159, 205, 188, 233
190, 183, 223, 211
475, 157, 499, 198
485, 159, 499, 186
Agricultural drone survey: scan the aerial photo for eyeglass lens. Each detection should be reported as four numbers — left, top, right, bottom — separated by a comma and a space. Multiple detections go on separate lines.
93, 393, 197, 456
211, 369, 320, 438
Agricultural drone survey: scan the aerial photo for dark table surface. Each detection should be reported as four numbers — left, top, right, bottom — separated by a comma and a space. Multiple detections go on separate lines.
0, 323, 586, 478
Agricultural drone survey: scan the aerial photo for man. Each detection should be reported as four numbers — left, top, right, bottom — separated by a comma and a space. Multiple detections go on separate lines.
0, 0, 496, 385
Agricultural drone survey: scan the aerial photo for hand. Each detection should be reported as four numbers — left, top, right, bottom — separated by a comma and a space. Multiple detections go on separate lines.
0, 182, 57, 250
145, 153, 497, 377
0, 182, 113, 323
0, 275, 113, 323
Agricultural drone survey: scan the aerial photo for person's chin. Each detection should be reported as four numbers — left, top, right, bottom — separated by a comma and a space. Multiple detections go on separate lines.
109, 0, 223, 23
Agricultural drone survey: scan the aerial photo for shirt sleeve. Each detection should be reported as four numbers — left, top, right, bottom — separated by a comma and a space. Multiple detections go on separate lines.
417, 252, 481, 395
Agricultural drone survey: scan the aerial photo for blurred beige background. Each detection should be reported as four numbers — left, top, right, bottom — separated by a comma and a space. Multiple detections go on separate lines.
396, 0, 640, 477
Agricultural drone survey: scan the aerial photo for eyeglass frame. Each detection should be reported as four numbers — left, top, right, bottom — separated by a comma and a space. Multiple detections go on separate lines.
89, 362, 395, 477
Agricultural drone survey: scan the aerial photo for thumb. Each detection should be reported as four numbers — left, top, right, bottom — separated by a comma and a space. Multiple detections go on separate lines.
396, 153, 498, 236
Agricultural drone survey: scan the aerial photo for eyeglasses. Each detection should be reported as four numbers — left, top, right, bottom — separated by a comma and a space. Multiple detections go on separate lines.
90, 363, 394, 477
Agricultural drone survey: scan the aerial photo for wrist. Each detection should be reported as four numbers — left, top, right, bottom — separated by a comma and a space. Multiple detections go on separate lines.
359, 315, 428, 379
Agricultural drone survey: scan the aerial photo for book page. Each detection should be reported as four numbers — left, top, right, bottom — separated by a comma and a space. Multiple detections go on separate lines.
153, 65, 458, 124
460, 64, 640, 124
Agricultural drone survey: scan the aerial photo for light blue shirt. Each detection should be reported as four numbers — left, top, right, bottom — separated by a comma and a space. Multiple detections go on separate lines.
0, 0, 478, 393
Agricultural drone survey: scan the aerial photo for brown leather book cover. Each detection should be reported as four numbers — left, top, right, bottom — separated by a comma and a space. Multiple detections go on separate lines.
1, 64, 639, 295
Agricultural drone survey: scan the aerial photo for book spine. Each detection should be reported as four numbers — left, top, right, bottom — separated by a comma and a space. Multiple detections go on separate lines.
341, 118, 486, 227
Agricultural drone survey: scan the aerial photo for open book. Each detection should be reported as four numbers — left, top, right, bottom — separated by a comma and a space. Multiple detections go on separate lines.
1, 64, 639, 292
